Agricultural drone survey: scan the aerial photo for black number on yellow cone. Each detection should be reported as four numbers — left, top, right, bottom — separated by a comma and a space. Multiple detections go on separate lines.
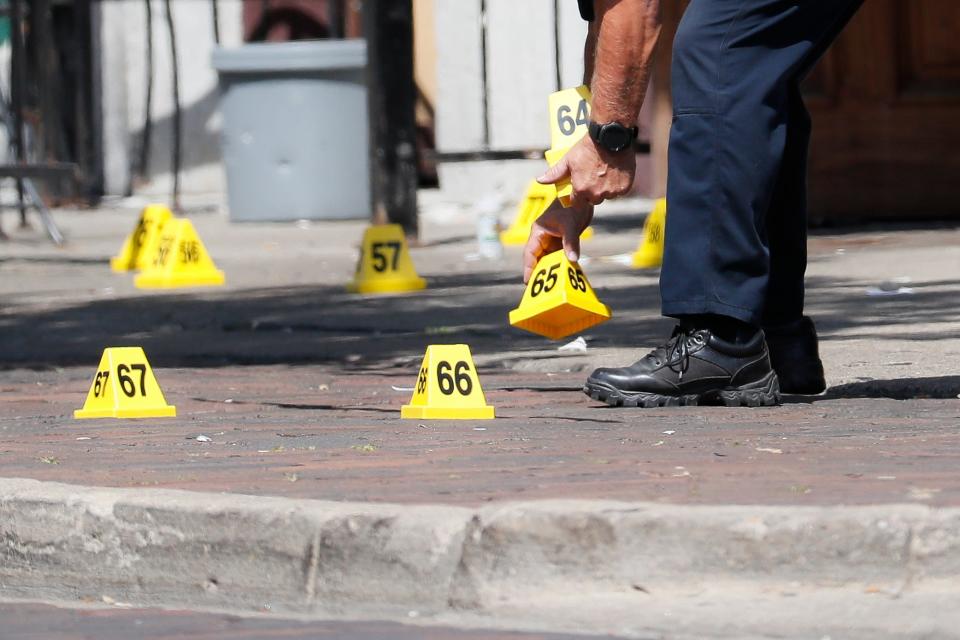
154, 236, 174, 267
93, 370, 110, 398
530, 264, 560, 297
179, 240, 200, 264
371, 241, 402, 273
567, 267, 587, 292
117, 364, 147, 398
417, 366, 428, 394
437, 360, 473, 396
649, 224, 662, 243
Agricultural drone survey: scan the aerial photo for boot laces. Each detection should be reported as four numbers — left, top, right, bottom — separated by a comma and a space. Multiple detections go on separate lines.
649, 326, 705, 381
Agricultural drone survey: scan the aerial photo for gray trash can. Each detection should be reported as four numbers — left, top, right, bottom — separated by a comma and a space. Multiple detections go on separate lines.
212, 40, 369, 221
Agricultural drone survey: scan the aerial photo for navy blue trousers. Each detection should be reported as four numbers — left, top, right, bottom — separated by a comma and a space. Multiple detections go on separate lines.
660, 0, 863, 326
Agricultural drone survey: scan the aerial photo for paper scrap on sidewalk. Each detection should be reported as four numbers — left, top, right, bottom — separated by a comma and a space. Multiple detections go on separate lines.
866, 286, 914, 297
866, 277, 914, 296
558, 336, 588, 352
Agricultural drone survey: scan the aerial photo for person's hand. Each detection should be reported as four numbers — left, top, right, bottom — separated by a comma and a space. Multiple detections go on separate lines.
537, 135, 635, 207
522, 199, 594, 283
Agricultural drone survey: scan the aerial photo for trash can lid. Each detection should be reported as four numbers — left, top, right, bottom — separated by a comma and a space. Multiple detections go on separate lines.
212, 39, 366, 73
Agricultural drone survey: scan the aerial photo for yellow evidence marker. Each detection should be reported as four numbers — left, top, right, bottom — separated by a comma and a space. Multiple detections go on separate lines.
401, 344, 494, 419
500, 179, 593, 246
74, 347, 176, 419
348, 224, 426, 294
545, 85, 592, 207
509, 249, 611, 340
631, 197, 667, 269
134, 218, 225, 289
110, 204, 174, 272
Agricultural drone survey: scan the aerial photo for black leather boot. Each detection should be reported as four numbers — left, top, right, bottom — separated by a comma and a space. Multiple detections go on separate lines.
763, 316, 826, 394
584, 326, 782, 408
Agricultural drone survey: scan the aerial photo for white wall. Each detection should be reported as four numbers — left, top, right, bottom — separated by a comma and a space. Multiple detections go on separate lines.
99, 0, 244, 197
433, 0, 588, 203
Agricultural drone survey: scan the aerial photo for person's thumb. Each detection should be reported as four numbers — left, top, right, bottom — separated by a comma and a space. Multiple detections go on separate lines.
561, 218, 581, 264
537, 158, 569, 185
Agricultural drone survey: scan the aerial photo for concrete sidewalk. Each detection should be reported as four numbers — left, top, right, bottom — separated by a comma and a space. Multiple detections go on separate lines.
3, 478, 960, 639
1, 199, 959, 636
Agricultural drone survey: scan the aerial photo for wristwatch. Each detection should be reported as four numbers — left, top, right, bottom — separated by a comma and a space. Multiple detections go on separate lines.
588, 120, 638, 153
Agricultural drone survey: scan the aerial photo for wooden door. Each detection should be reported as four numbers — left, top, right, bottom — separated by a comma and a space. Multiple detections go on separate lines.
804, 0, 960, 221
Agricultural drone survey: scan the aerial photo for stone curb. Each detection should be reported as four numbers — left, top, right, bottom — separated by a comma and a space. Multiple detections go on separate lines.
2, 478, 959, 618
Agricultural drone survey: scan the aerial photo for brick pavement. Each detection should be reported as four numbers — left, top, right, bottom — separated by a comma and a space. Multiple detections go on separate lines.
1, 207, 959, 509
2, 364, 958, 507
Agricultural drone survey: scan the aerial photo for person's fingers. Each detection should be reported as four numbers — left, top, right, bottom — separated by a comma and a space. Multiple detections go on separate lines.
537, 157, 570, 185
522, 231, 544, 283
561, 217, 582, 264
568, 188, 597, 210
522, 227, 561, 283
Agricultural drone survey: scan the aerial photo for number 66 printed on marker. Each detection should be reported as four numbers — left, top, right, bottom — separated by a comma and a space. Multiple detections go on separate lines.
436, 360, 473, 396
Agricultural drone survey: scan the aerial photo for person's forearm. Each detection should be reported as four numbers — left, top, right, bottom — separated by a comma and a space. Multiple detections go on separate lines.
583, 21, 598, 86
588, 0, 661, 126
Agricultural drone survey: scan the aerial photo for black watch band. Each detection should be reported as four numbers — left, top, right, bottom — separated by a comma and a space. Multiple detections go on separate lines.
588, 121, 639, 153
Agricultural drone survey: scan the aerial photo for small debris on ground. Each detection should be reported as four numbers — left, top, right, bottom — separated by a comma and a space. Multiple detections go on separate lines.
558, 336, 588, 353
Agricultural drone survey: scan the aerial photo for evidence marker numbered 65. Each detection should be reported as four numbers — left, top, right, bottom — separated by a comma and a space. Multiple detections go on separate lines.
509, 249, 611, 341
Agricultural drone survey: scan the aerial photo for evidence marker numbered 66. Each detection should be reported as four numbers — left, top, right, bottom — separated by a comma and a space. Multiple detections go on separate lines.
401, 344, 494, 420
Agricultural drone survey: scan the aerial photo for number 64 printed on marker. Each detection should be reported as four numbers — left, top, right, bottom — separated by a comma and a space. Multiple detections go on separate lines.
548, 86, 593, 149
557, 99, 590, 137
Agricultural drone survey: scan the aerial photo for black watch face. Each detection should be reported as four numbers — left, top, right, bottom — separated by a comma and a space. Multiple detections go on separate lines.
601, 125, 632, 152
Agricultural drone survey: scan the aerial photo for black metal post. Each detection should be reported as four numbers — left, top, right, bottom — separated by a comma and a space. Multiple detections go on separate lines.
363, 0, 418, 236
9, 0, 27, 225
163, 0, 181, 211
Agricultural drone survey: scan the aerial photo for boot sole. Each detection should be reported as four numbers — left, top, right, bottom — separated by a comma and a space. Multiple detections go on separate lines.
583, 370, 782, 408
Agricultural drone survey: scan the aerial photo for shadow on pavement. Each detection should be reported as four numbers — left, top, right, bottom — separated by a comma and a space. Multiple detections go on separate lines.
2, 264, 957, 400
0, 271, 665, 370
825, 376, 960, 400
